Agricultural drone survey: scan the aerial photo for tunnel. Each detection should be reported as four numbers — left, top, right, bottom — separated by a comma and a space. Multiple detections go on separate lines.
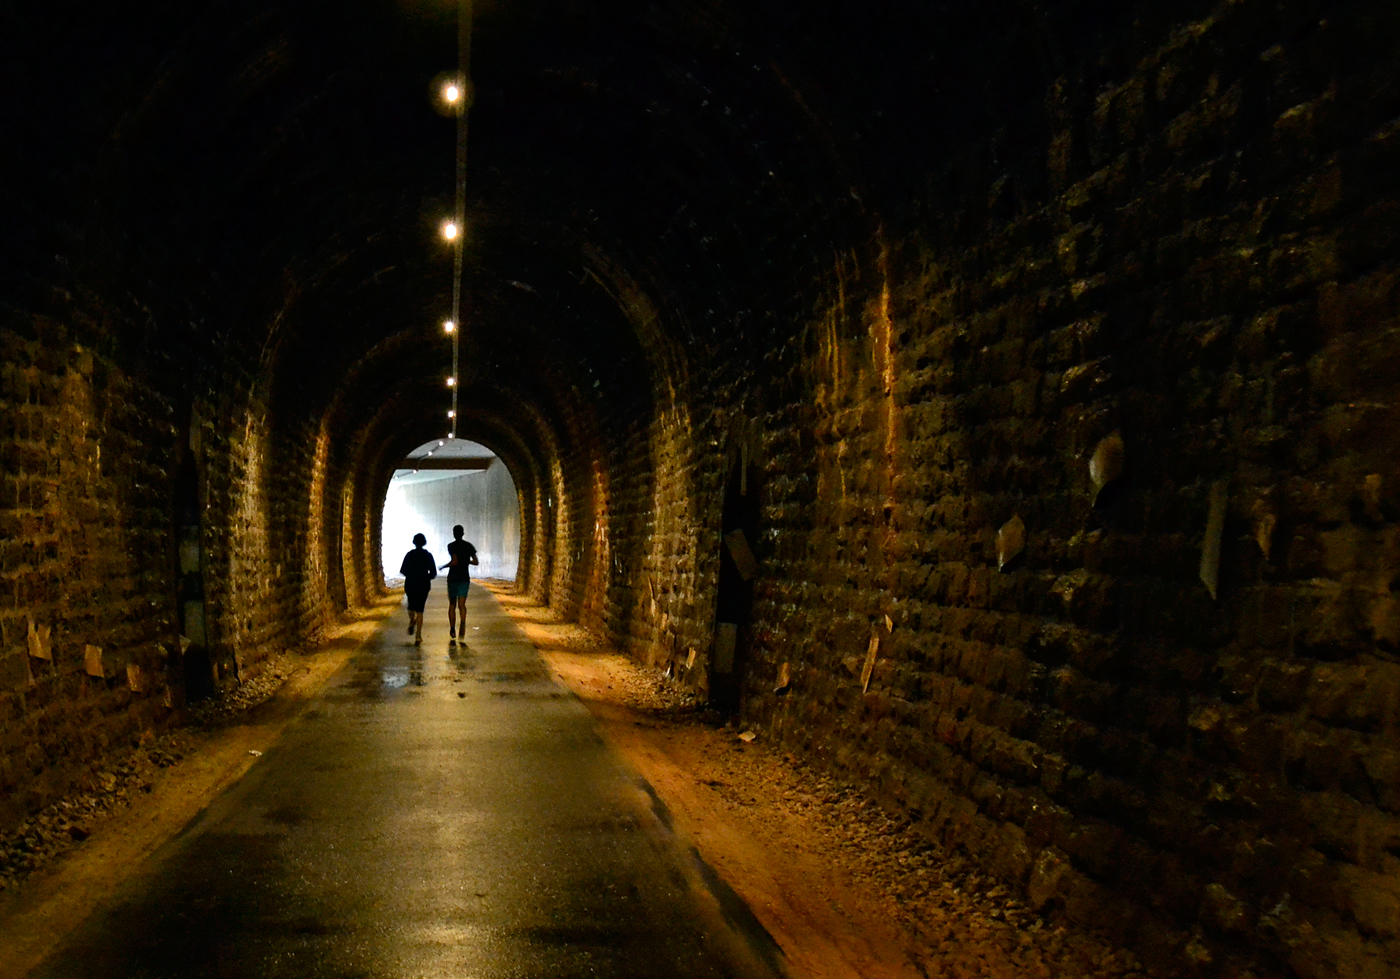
2, 1, 1398, 977
383, 438, 520, 581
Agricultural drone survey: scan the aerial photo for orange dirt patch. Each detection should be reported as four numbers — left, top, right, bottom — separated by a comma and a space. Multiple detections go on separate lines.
491, 583, 1145, 979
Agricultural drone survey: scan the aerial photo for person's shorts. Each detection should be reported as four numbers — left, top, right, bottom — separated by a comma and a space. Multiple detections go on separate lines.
405, 584, 430, 613
447, 580, 471, 601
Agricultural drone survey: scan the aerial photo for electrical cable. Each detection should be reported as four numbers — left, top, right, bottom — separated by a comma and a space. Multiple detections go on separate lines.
447, 0, 474, 438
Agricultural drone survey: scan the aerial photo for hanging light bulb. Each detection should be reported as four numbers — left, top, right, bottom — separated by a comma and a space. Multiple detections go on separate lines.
430, 71, 470, 115
446, 376, 456, 387
438, 441, 445, 447
443, 319, 455, 334
441, 220, 459, 241
447, 410, 455, 419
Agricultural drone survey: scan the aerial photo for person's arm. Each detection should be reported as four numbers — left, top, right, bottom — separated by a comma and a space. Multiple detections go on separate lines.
400, 553, 411, 576
427, 554, 437, 580
468, 544, 479, 566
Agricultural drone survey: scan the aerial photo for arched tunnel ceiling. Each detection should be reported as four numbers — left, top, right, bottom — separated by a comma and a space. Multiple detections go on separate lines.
5, 7, 1399, 972
2, 0, 1216, 460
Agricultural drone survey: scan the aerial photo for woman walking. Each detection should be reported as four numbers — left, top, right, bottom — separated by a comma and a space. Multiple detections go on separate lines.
399, 533, 437, 644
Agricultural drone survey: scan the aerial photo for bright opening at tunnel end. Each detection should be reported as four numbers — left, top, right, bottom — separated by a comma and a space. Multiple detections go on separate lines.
383, 439, 519, 584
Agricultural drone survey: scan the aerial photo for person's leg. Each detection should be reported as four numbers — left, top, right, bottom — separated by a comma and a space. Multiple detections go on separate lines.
455, 593, 467, 629
447, 587, 457, 637
407, 586, 420, 635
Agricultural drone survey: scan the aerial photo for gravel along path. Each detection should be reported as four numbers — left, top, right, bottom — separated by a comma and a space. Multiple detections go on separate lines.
492, 584, 1148, 979
0, 604, 397, 979
0, 654, 302, 897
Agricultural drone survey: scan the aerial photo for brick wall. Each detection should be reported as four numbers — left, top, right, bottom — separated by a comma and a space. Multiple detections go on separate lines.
701, 4, 1398, 976
513, 3, 1400, 977
0, 311, 365, 826
4, 3, 1397, 976
0, 322, 178, 823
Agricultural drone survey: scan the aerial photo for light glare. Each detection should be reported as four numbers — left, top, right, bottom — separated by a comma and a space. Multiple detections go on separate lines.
441, 220, 459, 241
443, 83, 461, 103
443, 319, 455, 334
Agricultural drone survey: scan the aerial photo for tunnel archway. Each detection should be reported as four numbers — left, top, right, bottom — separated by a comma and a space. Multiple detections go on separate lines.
4, 3, 1399, 975
380, 438, 520, 584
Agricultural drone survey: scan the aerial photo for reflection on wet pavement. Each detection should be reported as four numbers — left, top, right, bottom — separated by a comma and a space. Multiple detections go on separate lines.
29, 587, 782, 979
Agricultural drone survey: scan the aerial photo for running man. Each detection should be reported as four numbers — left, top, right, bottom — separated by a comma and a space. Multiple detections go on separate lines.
440, 524, 478, 640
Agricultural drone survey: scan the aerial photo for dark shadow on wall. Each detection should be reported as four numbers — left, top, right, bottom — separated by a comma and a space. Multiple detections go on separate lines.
173, 447, 215, 703
710, 455, 761, 713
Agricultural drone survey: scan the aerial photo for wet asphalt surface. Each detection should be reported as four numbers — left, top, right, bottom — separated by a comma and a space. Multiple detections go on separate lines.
30, 587, 784, 979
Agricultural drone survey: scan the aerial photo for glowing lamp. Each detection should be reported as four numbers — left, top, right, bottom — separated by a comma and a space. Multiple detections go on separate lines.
443, 83, 461, 104
441, 220, 460, 242
443, 319, 455, 334
447, 410, 455, 419
446, 376, 456, 387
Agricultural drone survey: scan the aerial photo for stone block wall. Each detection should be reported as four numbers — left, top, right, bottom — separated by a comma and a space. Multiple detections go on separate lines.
0, 311, 361, 828
3, 4, 1396, 977
689, 4, 1400, 976
623, 398, 704, 670
0, 323, 179, 824
541, 3, 1400, 977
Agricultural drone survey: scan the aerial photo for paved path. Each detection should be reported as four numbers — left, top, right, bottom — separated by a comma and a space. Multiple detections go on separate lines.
29, 585, 782, 979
